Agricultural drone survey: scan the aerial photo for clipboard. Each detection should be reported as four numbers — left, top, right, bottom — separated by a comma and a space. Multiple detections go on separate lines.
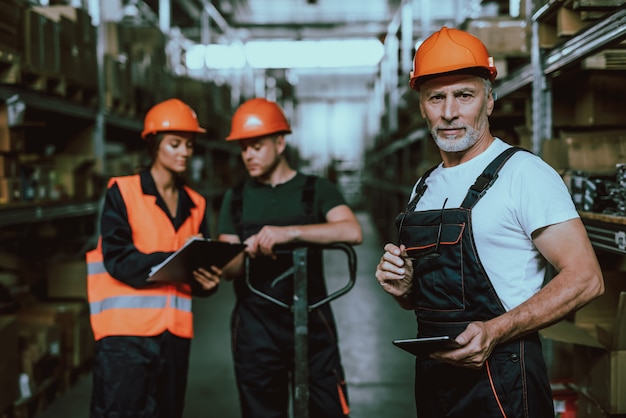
392, 336, 461, 355
147, 238, 246, 283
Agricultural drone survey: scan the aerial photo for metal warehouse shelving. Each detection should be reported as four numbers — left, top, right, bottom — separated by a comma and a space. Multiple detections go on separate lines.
364, 2, 626, 243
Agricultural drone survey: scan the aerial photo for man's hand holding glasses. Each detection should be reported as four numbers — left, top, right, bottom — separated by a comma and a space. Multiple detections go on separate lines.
375, 243, 416, 310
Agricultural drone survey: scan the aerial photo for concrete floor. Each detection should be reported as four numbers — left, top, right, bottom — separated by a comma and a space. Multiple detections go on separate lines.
36, 212, 419, 418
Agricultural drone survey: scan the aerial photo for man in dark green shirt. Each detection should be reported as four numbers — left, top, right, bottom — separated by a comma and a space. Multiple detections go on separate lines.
217, 98, 362, 418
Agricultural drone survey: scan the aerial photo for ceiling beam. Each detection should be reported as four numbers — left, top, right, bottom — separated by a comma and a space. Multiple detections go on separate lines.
182, 21, 391, 40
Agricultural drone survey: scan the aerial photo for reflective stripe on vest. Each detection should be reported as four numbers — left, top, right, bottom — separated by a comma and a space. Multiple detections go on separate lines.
89, 295, 192, 314
87, 174, 205, 341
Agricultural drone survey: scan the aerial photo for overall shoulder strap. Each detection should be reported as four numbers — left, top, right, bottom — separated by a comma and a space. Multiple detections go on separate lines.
460, 146, 529, 209
231, 181, 245, 239
406, 163, 439, 212
302, 175, 316, 218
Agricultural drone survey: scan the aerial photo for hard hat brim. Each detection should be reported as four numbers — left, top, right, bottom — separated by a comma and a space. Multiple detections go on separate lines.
141, 126, 207, 139
410, 67, 496, 91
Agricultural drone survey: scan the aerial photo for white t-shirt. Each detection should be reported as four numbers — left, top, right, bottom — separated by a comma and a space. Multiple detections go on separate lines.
410, 138, 578, 311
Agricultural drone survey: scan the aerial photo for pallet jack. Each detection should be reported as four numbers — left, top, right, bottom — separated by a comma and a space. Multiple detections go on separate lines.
245, 243, 357, 418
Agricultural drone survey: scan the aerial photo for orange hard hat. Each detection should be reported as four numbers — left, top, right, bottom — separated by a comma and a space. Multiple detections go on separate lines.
226, 98, 291, 141
409, 26, 497, 91
141, 98, 206, 139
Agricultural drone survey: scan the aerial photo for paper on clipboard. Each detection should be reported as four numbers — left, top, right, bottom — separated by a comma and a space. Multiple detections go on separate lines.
148, 238, 246, 283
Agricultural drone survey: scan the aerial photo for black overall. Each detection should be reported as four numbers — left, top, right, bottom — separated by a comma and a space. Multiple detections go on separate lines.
396, 148, 554, 418
230, 176, 349, 418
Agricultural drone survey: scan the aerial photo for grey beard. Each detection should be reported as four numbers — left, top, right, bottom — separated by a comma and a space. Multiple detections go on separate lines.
433, 130, 478, 153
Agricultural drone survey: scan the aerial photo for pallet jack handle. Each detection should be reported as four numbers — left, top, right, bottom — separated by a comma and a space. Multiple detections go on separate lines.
244, 242, 357, 418
244, 242, 357, 311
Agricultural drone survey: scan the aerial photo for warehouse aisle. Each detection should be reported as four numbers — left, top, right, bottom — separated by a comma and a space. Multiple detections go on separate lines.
36, 212, 418, 418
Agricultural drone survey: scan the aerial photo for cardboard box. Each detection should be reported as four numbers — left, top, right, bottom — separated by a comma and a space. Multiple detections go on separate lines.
46, 259, 87, 299
20, 8, 46, 70
464, 18, 529, 56
557, 6, 588, 37
554, 72, 626, 127
16, 319, 62, 386
17, 300, 94, 370
577, 72, 626, 126
0, 0, 21, 53
0, 315, 20, 413
538, 21, 560, 49
59, 15, 81, 84
541, 138, 569, 172
558, 129, 626, 173
104, 53, 133, 108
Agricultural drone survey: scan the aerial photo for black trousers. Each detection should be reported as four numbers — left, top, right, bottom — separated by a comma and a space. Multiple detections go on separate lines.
232, 303, 349, 418
90, 331, 191, 418
414, 334, 554, 418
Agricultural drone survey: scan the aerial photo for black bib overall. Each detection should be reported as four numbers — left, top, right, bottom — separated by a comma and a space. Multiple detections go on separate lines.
396, 148, 554, 418
230, 176, 349, 418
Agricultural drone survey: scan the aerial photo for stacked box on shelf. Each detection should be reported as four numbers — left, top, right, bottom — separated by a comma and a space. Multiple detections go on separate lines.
557, 129, 626, 173
120, 24, 169, 115
553, 71, 626, 127
463, 17, 530, 80
541, 128, 626, 215
582, 48, 626, 71
536, 1, 625, 49
103, 53, 133, 116
531, 0, 626, 14
32, 6, 81, 89
17, 299, 94, 373
19, 7, 61, 77
0, 0, 22, 54
464, 17, 530, 57
61, 5, 98, 91
102, 21, 135, 116
42, 13, 60, 77
45, 259, 87, 300
537, 6, 583, 49
32, 5, 98, 95
19, 8, 44, 72
573, 0, 626, 10
51, 124, 98, 200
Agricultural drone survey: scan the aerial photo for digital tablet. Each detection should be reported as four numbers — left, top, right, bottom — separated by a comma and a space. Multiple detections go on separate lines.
393, 336, 461, 355
148, 238, 246, 283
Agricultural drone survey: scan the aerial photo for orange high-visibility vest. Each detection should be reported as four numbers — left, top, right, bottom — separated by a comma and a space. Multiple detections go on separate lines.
87, 175, 206, 341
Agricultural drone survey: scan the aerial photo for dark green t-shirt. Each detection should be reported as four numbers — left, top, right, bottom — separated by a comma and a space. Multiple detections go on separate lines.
217, 172, 346, 236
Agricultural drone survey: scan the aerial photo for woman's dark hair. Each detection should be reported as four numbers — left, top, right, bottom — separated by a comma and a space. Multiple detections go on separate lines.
144, 132, 165, 163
